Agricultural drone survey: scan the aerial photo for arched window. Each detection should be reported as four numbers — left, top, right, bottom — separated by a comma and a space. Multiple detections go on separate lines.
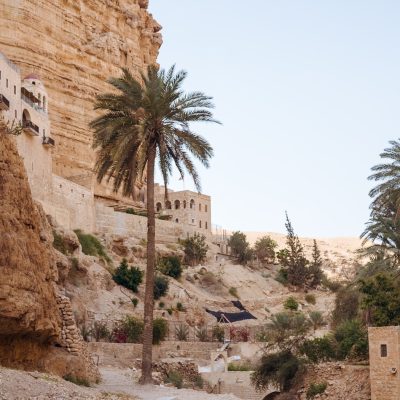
174, 200, 181, 210
165, 200, 172, 210
190, 199, 195, 209
156, 202, 162, 212
22, 109, 31, 123
175, 218, 179, 223
183, 200, 187, 209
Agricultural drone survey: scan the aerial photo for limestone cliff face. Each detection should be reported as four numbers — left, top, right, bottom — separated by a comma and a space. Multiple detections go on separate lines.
0, 131, 60, 341
0, 0, 161, 198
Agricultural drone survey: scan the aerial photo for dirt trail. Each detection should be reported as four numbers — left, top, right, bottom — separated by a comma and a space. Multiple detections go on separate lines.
97, 366, 240, 400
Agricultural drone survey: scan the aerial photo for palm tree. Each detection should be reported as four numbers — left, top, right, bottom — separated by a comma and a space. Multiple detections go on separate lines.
90, 65, 218, 383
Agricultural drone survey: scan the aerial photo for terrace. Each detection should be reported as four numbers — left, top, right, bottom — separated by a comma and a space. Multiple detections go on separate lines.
42, 136, 55, 147
22, 119, 39, 136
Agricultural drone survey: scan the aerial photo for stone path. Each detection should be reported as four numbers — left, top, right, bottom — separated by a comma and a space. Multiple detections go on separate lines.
97, 367, 240, 400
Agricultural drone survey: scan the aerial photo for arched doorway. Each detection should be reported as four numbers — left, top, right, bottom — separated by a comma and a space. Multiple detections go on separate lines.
156, 202, 162, 212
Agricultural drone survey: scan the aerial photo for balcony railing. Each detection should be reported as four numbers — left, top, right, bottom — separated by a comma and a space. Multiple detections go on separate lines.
42, 136, 55, 147
0, 94, 10, 111
22, 120, 39, 136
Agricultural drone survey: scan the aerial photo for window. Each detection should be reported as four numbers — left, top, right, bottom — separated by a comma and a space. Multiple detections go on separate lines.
381, 344, 388, 357
6, 78, 8, 88
183, 200, 187, 209
205, 222, 208, 229
14, 85, 16, 94
156, 202, 162, 212
199, 221, 202, 228
175, 218, 179, 223
174, 200, 180, 210
199, 204, 202, 211
190, 199, 195, 209
192, 218, 195, 224
165, 200, 172, 210
14, 110, 17, 118
0, 71, 2, 80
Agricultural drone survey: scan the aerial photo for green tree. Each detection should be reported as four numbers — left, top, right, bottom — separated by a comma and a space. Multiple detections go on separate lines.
254, 235, 278, 264
229, 231, 252, 264
359, 272, 400, 326
90, 65, 218, 383
113, 259, 143, 292
182, 233, 209, 266
331, 287, 360, 328
308, 240, 324, 288
280, 213, 309, 287
158, 256, 182, 279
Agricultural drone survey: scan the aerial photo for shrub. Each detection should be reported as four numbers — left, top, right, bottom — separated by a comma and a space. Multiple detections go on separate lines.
331, 287, 359, 328
275, 268, 288, 285
112, 316, 144, 343
309, 311, 325, 331
176, 302, 185, 312
90, 321, 110, 342
305, 294, 316, 305
322, 276, 342, 292
306, 382, 327, 399
300, 336, 336, 363
254, 235, 278, 264
212, 325, 225, 342
229, 326, 250, 342
334, 319, 368, 360
167, 307, 173, 315
74, 230, 111, 264
158, 256, 183, 279
53, 231, 69, 255
166, 371, 183, 389
228, 363, 252, 371
154, 275, 169, 300
131, 298, 139, 308
159, 301, 165, 309
229, 287, 239, 299
63, 374, 90, 387
194, 375, 204, 389
153, 318, 168, 345
251, 350, 300, 392
113, 259, 143, 293
175, 323, 189, 341
181, 233, 209, 266
284, 297, 299, 311
195, 327, 209, 342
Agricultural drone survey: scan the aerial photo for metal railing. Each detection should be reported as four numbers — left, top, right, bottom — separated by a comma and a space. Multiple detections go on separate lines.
0, 94, 10, 110
42, 136, 55, 146
23, 120, 39, 134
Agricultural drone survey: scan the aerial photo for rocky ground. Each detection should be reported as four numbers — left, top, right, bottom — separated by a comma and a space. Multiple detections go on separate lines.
0, 366, 240, 400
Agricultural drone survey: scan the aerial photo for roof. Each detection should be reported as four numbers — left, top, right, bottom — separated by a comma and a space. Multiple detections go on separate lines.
23, 73, 41, 81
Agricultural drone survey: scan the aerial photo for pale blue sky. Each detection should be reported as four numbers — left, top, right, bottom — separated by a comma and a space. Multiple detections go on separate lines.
149, 0, 400, 237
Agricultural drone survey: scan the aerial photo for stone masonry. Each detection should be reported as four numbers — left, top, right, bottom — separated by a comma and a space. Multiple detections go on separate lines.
369, 326, 400, 400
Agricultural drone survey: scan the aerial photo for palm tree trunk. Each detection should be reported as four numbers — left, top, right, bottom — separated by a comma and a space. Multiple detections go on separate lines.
140, 145, 156, 384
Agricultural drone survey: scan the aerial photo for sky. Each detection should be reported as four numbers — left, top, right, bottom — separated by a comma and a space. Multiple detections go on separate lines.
149, 0, 400, 238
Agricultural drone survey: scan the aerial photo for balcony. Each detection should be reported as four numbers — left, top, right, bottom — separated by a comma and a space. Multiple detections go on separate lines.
23, 120, 40, 136
42, 136, 55, 147
0, 94, 10, 111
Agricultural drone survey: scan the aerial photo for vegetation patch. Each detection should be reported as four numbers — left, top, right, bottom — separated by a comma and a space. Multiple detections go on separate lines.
74, 229, 112, 264
113, 259, 143, 293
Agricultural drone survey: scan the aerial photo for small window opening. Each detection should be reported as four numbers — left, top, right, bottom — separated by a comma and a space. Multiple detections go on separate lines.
381, 344, 388, 357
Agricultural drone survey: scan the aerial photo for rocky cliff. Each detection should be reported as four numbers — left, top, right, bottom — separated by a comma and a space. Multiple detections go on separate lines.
0, 130, 99, 381
0, 130, 60, 362
0, 0, 161, 199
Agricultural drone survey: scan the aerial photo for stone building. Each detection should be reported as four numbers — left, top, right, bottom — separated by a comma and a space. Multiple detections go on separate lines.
0, 52, 54, 202
0, 51, 213, 242
155, 184, 212, 238
368, 326, 400, 400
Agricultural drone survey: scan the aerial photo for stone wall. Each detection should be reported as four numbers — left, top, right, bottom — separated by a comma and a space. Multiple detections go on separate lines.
95, 201, 189, 243
369, 326, 400, 400
88, 341, 220, 368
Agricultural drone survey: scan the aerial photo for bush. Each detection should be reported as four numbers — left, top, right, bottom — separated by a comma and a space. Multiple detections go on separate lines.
284, 297, 299, 311
166, 371, 183, 389
153, 318, 168, 345
275, 268, 288, 285
194, 375, 204, 389
331, 287, 359, 328
113, 259, 143, 293
322, 276, 341, 292
176, 302, 185, 312
212, 325, 225, 342
300, 336, 336, 363
74, 230, 111, 264
334, 319, 368, 360
305, 294, 316, 305
112, 316, 144, 343
63, 374, 90, 387
53, 231, 69, 255
228, 363, 252, 371
228, 231, 253, 264
306, 382, 327, 399
175, 323, 189, 341
181, 233, 209, 266
131, 298, 139, 308
251, 350, 300, 392
158, 301, 165, 309
309, 311, 324, 331
154, 275, 169, 300
229, 287, 239, 299
195, 327, 209, 342
158, 256, 182, 279
90, 321, 110, 342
